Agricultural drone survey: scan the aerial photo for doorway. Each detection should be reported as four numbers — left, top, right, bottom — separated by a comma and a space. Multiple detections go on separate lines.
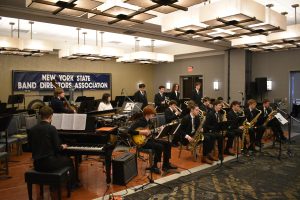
180, 75, 203, 99
290, 71, 300, 111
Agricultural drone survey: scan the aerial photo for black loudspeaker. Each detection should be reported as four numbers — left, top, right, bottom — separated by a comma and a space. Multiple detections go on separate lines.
255, 77, 267, 94
112, 152, 137, 185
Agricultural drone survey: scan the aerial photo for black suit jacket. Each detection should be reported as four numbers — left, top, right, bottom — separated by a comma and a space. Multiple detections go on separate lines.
203, 110, 222, 133
28, 121, 62, 160
169, 91, 180, 103
50, 97, 73, 113
244, 107, 263, 126
164, 107, 179, 123
227, 109, 243, 131
134, 90, 148, 109
128, 117, 151, 136
191, 89, 203, 106
154, 93, 166, 112
179, 114, 200, 138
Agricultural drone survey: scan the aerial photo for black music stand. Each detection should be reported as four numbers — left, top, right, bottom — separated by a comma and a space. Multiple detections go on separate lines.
75, 96, 87, 103
214, 120, 232, 170
43, 95, 53, 103
8, 94, 24, 109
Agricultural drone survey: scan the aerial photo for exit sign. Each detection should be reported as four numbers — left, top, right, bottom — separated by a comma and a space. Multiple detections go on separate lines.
187, 66, 194, 72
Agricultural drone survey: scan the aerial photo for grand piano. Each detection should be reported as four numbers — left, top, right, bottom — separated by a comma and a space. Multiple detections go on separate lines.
58, 127, 117, 184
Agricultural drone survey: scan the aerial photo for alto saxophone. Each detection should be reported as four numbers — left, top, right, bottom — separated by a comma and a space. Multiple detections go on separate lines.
189, 109, 206, 150
249, 109, 262, 128
221, 108, 227, 121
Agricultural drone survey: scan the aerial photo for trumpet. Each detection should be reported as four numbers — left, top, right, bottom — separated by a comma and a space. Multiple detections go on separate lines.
184, 100, 189, 106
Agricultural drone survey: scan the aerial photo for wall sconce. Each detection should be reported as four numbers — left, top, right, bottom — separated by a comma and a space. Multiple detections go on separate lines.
267, 80, 272, 91
166, 82, 171, 90
213, 81, 219, 91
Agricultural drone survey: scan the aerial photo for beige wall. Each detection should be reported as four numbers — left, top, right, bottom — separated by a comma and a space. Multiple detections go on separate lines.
0, 54, 155, 106
153, 54, 226, 99
229, 49, 246, 103
252, 49, 300, 104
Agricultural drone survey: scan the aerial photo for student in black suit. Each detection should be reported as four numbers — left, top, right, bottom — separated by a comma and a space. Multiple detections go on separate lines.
244, 99, 264, 152
203, 100, 225, 161
260, 99, 287, 141
128, 105, 177, 174
227, 101, 244, 155
134, 83, 148, 109
178, 103, 213, 164
165, 100, 182, 146
28, 106, 78, 189
199, 96, 213, 114
191, 82, 203, 107
169, 84, 180, 104
165, 100, 181, 123
50, 87, 75, 113
154, 86, 166, 113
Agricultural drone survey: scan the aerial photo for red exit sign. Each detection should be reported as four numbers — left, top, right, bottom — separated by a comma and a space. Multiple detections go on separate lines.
187, 66, 194, 72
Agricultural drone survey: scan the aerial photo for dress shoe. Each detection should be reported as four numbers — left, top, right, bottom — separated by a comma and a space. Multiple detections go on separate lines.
224, 149, 235, 156
202, 156, 213, 165
162, 163, 178, 171
146, 166, 161, 174
208, 153, 218, 161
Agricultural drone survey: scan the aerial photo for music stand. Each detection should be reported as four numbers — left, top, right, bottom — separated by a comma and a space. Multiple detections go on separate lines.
214, 120, 232, 170
75, 96, 87, 103
115, 96, 125, 108
43, 95, 53, 103
8, 94, 24, 109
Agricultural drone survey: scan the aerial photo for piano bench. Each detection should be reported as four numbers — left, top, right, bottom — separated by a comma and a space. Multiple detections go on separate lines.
24, 167, 71, 200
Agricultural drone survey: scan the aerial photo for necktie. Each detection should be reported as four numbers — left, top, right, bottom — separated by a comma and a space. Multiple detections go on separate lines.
264, 109, 268, 117
191, 117, 195, 133
216, 113, 220, 123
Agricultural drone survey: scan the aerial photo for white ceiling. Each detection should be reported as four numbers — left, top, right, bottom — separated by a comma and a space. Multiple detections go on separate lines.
0, 0, 300, 55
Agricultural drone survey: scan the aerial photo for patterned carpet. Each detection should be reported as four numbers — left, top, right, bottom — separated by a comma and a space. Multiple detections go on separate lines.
124, 136, 300, 200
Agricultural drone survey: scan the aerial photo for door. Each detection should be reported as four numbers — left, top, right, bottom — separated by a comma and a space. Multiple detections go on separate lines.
180, 75, 203, 99
290, 71, 300, 111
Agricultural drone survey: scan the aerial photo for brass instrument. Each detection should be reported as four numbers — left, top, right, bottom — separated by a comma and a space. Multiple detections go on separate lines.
238, 109, 261, 151
222, 102, 230, 108
221, 109, 227, 122
249, 109, 262, 127
165, 98, 182, 113
189, 109, 206, 151
184, 101, 189, 106
263, 108, 277, 126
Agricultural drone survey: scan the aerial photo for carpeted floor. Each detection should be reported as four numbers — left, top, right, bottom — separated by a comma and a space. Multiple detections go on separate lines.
124, 136, 300, 200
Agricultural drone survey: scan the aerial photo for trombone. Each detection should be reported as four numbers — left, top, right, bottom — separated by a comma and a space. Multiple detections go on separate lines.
165, 98, 182, 113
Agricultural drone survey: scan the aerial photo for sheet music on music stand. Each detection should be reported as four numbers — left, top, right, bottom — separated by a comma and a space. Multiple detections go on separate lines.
52, 113, 87, 130
275, 113, 288, 125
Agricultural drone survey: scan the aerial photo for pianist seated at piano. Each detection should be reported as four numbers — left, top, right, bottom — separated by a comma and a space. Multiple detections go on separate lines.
98, 93, 113, 111
28, 106, 80, 189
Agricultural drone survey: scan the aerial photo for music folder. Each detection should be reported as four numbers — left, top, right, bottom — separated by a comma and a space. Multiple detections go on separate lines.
51, 113, 87, 130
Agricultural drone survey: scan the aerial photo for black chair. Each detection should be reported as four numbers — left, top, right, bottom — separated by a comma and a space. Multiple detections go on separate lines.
25, 166, 72, 200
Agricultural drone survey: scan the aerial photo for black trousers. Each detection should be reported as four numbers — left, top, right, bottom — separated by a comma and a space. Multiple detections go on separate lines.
227, 129, 242, 150
34, 155, 76, 184
248, 126, 265, 149
143, 139, 172, 166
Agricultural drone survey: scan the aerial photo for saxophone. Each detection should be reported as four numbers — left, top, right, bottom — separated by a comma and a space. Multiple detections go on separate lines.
249, 109, 262, 127
240, 109, 261, 150
221, 109, 227, 122
263, 108, 277, 126
189, 109, 206, 150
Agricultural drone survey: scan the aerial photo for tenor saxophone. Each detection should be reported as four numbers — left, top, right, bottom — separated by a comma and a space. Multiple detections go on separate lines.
241, 109, 261, 150
189, 109, 206, 150
263, 108, 277, 126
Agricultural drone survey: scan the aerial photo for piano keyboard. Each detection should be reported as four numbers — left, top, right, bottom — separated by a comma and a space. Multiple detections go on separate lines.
65, 146, 104, 152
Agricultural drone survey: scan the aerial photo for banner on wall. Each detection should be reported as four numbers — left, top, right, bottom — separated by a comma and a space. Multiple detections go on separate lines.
12, 70, 111, 91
